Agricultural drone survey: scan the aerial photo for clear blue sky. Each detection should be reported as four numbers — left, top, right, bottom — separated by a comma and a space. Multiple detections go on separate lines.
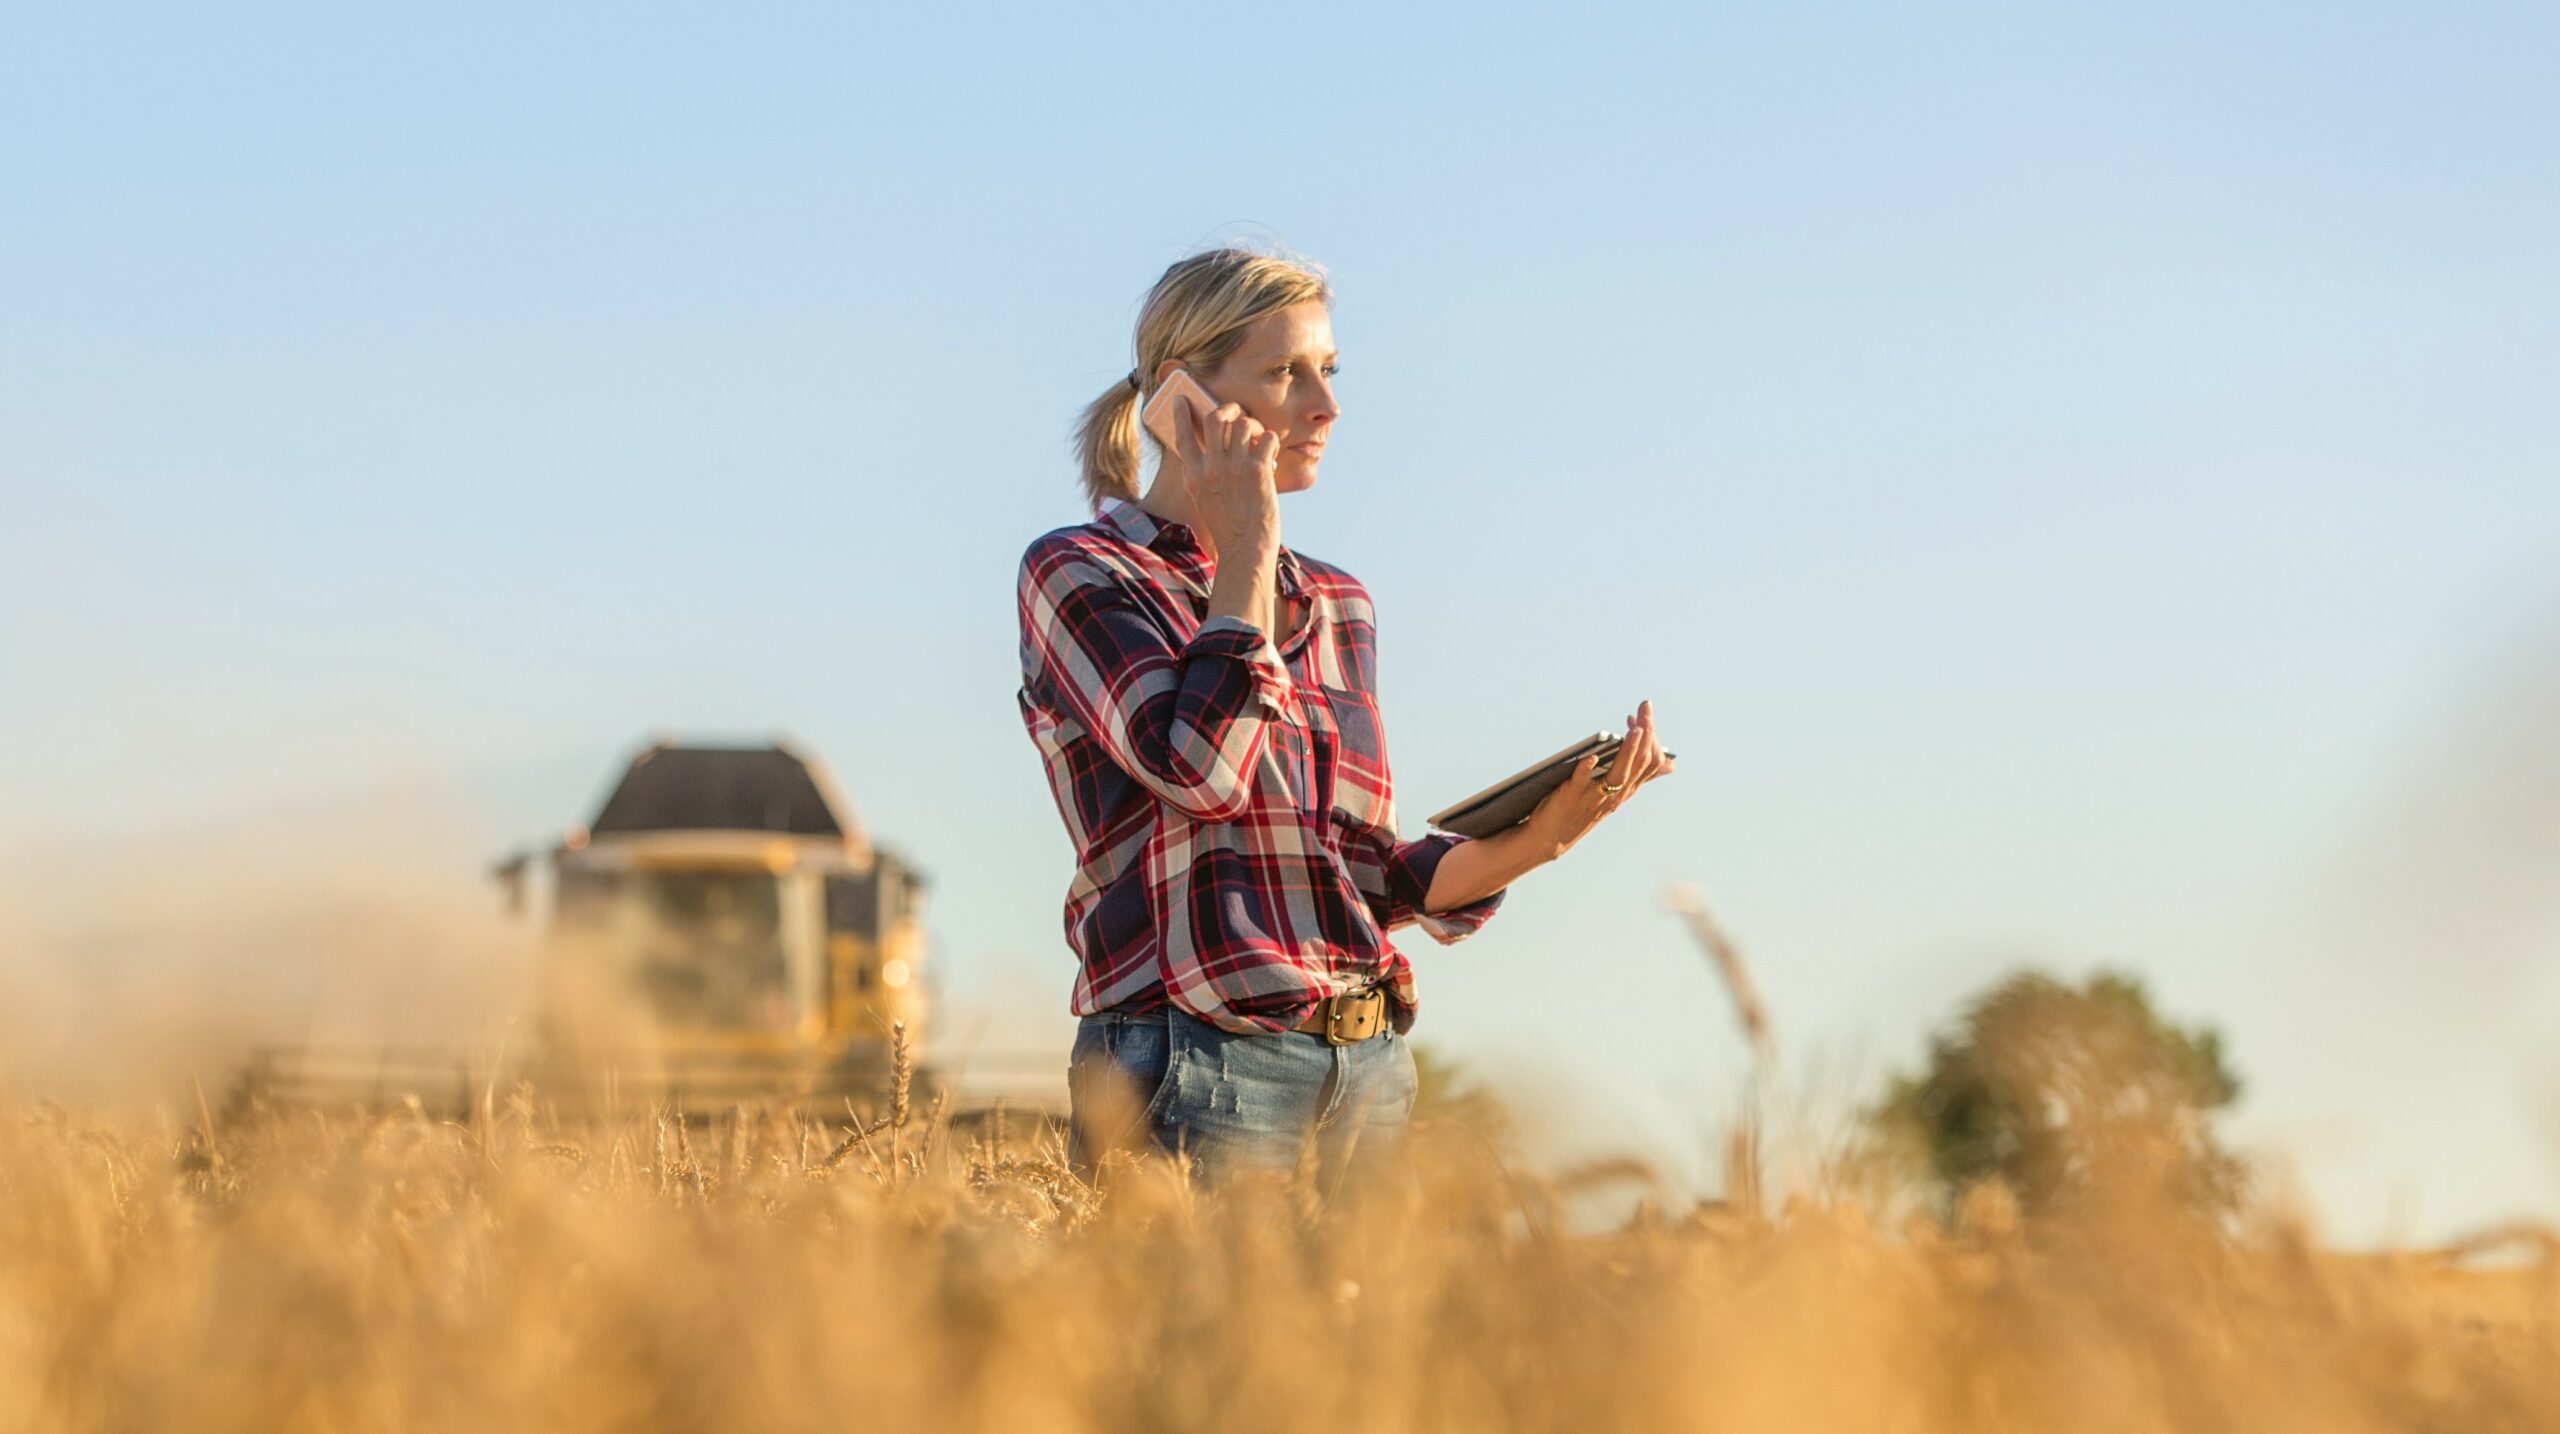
5, 3, 2555, 1242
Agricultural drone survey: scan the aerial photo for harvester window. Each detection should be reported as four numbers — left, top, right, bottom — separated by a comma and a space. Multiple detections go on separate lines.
628, 872, 795, 1032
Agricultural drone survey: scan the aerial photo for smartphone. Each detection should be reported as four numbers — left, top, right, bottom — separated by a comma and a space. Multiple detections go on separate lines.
1140, 367, 1221, 451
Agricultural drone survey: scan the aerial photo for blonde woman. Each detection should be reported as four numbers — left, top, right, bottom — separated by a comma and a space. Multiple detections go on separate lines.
1015, 243, 1672, 1194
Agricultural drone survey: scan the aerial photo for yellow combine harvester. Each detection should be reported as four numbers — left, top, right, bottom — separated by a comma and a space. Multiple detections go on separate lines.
234, 739, 1061, 1123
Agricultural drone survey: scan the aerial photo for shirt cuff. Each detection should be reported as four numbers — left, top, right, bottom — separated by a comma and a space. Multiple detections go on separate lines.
1394, 831, 1506, 944
1189, 615, 1297, 713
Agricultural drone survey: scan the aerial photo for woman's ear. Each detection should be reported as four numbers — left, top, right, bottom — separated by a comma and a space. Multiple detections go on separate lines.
1153, 358, 1184, 387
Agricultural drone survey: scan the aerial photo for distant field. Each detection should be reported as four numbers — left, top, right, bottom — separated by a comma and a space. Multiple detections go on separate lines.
3, 1089, 2552, 1434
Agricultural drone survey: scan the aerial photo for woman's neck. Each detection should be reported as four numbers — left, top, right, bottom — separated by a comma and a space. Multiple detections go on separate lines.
1133, 478, 1217, 561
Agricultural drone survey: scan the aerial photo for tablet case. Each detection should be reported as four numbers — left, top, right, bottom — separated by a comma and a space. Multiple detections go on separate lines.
1424, 732, 1621, 839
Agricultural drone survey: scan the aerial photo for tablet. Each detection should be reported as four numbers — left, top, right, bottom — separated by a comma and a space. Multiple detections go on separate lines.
1424, 732, 1625, 840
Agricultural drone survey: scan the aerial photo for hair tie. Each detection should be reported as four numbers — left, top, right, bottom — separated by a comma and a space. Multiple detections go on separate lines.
1127, 370, 1141, 393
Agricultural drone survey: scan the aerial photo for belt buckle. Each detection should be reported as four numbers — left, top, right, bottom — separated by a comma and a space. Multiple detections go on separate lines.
1322, 987, 1376, 1046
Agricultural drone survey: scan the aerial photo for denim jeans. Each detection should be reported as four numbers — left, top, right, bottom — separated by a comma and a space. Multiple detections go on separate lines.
1065, 1003, 1420, 1196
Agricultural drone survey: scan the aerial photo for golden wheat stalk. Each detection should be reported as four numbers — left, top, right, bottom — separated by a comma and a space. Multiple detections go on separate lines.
1664, 882, 1813, 1210
821, 1111, 896, 1172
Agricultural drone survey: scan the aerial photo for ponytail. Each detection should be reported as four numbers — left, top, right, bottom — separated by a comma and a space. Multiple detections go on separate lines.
1073, 372, 1144, 514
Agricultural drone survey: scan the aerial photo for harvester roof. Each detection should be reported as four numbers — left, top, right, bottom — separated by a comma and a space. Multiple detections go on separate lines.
587, 741, 863, 846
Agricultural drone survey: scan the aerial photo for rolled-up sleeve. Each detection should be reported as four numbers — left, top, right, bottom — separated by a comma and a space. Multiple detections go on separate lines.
1018, 540, 1294, 825
1344, 827, 1505, 944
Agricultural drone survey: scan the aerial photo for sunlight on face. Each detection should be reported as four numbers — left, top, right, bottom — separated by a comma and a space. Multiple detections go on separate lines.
1203, 300, 1339, 493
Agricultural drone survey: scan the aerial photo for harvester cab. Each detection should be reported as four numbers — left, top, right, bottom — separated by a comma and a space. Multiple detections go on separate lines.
234, 739, 1029, 1122
529, 740, 931, 1085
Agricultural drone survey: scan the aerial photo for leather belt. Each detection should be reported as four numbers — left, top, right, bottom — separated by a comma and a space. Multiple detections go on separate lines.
1293, 985, 1389, 1045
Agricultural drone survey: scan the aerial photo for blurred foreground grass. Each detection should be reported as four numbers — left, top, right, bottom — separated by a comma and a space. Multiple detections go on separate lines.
2, 1091, 2553, 1433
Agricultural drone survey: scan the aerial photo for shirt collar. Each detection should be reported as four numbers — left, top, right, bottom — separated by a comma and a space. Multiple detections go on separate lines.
1098, 496, 1306, 596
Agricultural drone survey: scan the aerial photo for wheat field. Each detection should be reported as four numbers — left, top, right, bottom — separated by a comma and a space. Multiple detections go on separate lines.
1, 1074, 2551, 1434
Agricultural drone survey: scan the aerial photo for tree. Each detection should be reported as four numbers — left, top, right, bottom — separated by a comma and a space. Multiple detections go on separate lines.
1874, 968, 2244, 1219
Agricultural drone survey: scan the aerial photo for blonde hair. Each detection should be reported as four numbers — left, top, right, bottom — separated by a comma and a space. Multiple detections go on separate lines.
1072, 243, 1334, 515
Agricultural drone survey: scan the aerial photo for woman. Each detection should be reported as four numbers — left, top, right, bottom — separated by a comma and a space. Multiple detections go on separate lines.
1015, 244, 1671, 1196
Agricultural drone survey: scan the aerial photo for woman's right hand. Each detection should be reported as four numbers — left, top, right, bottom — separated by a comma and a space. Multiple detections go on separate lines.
1166, 396, 1281, 563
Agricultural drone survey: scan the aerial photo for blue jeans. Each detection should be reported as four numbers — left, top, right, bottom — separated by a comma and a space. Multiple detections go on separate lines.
1065, 1004, 1420, 1196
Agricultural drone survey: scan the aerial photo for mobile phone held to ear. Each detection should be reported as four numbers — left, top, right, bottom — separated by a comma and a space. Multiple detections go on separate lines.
1140, 368, 1221, 451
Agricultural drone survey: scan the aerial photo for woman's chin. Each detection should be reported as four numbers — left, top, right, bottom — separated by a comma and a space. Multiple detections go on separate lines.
1277, 465, 1320, 494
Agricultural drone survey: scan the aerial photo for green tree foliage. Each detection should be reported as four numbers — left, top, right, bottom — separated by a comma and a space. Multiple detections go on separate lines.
1875, 969, 2244, 1218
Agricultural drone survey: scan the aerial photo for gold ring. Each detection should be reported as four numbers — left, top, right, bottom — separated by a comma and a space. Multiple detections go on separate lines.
1601, 781, 1625, 794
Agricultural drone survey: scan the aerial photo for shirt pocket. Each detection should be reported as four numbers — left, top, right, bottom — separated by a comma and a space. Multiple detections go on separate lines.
1318, 683, 1394, 831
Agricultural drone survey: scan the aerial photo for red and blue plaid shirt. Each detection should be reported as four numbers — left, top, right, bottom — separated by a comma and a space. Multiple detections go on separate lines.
1016, 495, 1506, 1037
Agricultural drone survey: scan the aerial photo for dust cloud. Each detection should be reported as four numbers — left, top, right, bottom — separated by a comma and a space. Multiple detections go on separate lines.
0, 782, 540, 1111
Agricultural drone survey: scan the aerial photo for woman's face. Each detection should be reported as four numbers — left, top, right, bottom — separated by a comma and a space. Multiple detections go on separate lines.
1162, 299, 1339, 494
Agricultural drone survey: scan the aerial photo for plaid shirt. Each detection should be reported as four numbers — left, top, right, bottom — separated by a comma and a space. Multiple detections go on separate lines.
1016, 496, 1506, 1037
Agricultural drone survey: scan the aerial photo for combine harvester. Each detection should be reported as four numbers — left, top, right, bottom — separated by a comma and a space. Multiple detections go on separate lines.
233, 739, 1063, 1127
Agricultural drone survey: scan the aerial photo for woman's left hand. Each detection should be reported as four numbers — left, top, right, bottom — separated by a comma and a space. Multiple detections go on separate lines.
1520, 700, 1674, 861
